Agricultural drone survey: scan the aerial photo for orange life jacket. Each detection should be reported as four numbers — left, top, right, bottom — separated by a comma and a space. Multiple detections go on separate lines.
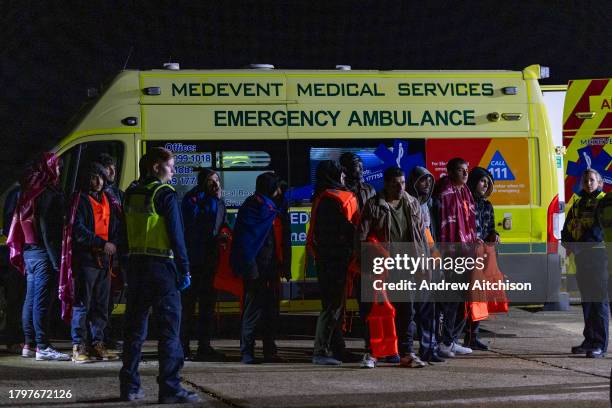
306, 189, 359, 259
88, 193, 110, 241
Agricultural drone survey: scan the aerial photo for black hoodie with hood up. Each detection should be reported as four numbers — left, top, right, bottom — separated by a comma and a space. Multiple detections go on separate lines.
408, 166, 437, 242
467, 167, 498, 241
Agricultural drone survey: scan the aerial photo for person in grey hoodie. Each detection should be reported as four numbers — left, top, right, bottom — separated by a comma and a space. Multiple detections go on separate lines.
408, 166, 444, 363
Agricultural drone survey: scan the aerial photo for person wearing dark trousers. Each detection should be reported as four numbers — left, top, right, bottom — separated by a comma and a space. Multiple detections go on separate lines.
120, 148, 201, 404
563, 169, 608, 359
231, 172, 290, 364
339, 152, 378, 366
181, 168, 227, 361
96, 153, 125, 350
433, 157, 477, 358
2, 184, 25, 354
310, 160, 359, 366
69, 163, 121, 363
464, 167, 500, 351
408, 166, 445, 363
359, 167, 429, 368
7, 152, 70, 362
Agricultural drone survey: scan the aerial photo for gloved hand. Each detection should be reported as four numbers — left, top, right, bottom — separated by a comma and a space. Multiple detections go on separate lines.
178, 273, 191, 291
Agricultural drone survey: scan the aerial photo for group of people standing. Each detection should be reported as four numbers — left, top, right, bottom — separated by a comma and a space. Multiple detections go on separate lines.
3, 144, 551, 401
308, 154, 499, 368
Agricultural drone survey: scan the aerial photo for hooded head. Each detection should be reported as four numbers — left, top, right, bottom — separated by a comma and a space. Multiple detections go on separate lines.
256, 172, 281, 199
79, 162, 107, 193
196, 168, 221, 198
467, 167, 494, 199
314, 160, 345, 197
407, 166, 434, 204
339, 152, 363, 190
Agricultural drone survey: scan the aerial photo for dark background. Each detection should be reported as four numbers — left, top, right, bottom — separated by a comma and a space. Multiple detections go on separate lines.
1, 0, 611, 191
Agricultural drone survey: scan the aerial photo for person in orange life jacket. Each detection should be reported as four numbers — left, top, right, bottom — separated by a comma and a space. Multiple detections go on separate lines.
180, 168, 227, 361
96, 153, 125, 351
69, 163, 121, 363
464, 167, 499, 351
7, 152, 70, 361
433, 157, 477, 358
119, 148, 201, 404
230, 172, 290, 364
339, 152, 380, 365
407, 165, 445, 364
562, 169, 608, 359
311, 160, 359, 366
358, 167, 428, 368
1, 183, 26, 355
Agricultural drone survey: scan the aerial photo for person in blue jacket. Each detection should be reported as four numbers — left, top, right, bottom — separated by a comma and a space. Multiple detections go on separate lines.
231, 172, 290, 364
180, 168, 227, 361
119, 148, 201, 404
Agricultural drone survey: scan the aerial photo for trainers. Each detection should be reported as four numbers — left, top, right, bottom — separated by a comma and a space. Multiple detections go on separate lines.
159, 389, 202, 404
399, 353, 426, 368
263, 354, 288, 363
7, 343, 24, 354
90, 343, 119, 361
360, 353, 377, 369
383, 354, 400, 364
571, 344, 595, 354
194, 346, 226, 362
466, 337, 489, 351
312, 355, 342, 366
241, 354, 259, 364
120, 388, 145, 402
21, 344, 35, 358
438, 343, 456, 358
72, 344, 93, 364
452, 342, 473, 355
36, 346, 70, 361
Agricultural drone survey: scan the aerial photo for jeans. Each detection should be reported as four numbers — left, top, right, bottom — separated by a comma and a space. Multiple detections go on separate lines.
71, 265, 110, 345
576, 248, 609, 351
119, 256, 184, 398
22, 249, 56, 349
3, 263, 26, 344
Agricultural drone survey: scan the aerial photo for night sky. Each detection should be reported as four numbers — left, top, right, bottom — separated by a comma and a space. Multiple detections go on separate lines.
1, 0, 611, 191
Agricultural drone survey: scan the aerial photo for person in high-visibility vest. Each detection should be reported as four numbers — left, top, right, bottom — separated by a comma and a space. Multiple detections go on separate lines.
562, 169, 607, 359
310, 160, 359, 366
119, 147, 201, 404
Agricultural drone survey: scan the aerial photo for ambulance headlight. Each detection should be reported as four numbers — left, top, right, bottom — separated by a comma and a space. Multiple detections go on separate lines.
540, 66, 550, 79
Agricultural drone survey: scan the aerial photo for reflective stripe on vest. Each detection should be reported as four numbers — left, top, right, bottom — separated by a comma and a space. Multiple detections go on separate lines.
568, 191, 605, 241
124, 181, 175, 258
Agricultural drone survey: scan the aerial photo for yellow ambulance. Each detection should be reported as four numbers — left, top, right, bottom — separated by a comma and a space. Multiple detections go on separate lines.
2, 64, 563, 311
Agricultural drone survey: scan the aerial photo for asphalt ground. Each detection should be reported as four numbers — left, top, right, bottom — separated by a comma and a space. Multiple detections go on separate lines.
0, 306, 610, 408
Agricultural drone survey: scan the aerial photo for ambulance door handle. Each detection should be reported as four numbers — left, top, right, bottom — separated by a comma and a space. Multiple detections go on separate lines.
575, 112, 596, 119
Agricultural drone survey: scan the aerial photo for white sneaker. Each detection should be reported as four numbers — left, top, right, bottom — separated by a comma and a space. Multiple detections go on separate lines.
399, 353, 426, 368
438, 343, 456, 358
21, 345, 35, 358
36, 346, 71, 361
360, 353, 377, 369
452, 342, 473, 355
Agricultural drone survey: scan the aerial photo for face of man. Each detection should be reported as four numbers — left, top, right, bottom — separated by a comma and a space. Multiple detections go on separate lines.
153, 157, 175, 183
89, 174, 104, 193
105, 164, 116, 184
385, 175, 405, 200
477, 176, 490, 197
205, 173, 222, 198
417, 176, 432, 197
449, 163, 469, 185
349, 161, 364, 182
582, 172, 599, 193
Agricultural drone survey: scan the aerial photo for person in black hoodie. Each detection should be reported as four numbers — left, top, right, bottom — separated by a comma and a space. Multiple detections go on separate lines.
465, 167, 499, 351
70, 163, 121, 363
310, 160, 359, 366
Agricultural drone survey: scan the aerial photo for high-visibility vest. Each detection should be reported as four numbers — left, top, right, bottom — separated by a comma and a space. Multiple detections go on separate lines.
567, 191, 605, 241
124, 180, 175, 258
599, 192, 612, 243
306, 189, 359, 259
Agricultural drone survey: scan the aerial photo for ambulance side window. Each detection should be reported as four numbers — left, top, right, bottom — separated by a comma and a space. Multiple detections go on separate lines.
63, 141, 125, 194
